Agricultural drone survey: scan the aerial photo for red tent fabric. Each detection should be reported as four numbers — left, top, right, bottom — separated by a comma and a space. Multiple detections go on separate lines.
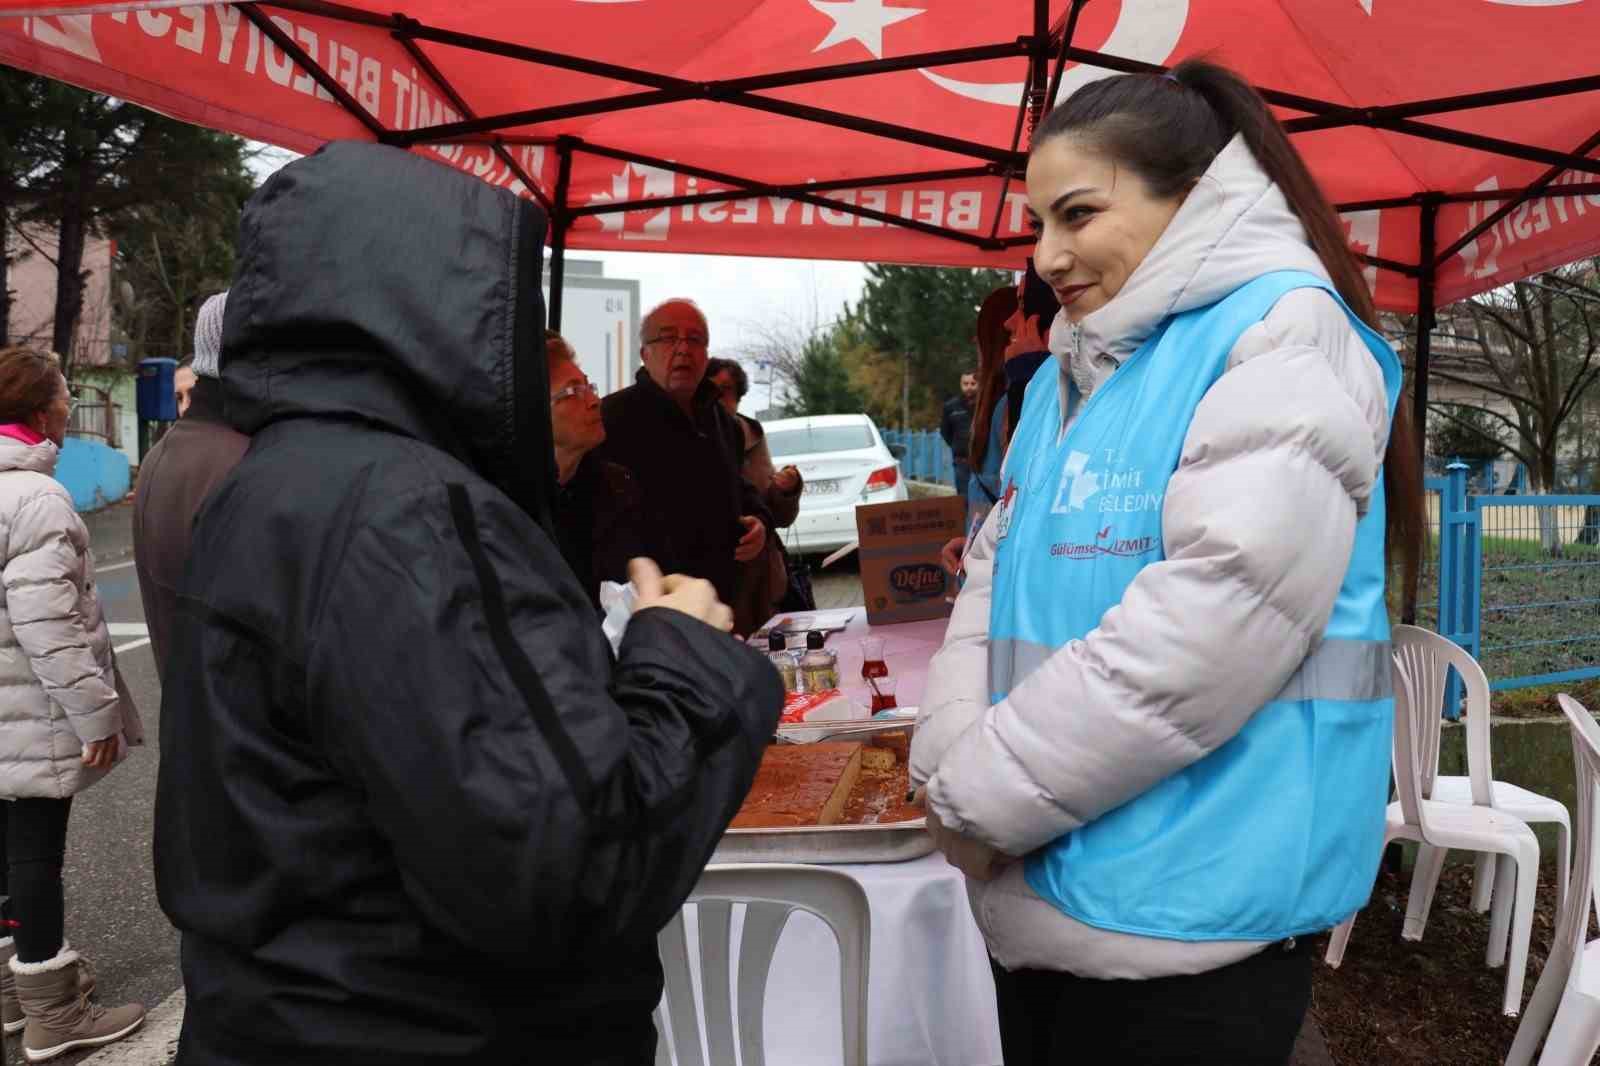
3, 0, 1600, 315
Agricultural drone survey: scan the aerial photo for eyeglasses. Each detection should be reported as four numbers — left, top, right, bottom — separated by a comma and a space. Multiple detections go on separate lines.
643, 331, 709, 351
550, 379, 598, 405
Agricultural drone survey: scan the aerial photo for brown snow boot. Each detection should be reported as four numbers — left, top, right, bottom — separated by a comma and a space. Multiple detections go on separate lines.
10, 944, 143, 1062
0, 938, 21, 1035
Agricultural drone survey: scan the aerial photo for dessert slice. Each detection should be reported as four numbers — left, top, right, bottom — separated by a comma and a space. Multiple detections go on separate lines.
730, 742, 864, 828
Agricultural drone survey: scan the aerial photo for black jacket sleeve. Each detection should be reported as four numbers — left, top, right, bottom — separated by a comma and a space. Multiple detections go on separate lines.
308, 481, 781, 961
940, 398, 957, 448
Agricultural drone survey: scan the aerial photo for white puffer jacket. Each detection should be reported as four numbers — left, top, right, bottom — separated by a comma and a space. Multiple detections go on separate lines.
910, 136, 1394, 979
0, 435, 141, 798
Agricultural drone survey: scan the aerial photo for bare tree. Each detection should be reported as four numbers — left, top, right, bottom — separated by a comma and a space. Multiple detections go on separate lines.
1421, 260, 1600, 491
1413, 259, 1600, 551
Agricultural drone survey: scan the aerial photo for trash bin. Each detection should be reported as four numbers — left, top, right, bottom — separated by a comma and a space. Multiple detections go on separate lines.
136, 358, 178, 422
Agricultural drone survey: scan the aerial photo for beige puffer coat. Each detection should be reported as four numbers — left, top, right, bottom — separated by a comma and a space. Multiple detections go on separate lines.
0, 435, 141, 798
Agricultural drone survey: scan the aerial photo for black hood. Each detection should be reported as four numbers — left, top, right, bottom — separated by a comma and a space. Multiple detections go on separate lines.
219, 140, 553, 525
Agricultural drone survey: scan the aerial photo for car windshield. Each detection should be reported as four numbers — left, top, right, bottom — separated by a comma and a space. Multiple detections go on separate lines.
766, 425, 876, 458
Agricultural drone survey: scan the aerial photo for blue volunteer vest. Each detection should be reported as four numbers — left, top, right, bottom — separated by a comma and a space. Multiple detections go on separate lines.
989, 270, 1398, 942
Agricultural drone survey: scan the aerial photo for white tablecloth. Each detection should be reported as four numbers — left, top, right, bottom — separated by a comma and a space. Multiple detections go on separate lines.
675, 853, 1002, 1066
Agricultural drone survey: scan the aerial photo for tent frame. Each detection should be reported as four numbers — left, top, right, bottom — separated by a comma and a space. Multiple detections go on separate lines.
249, 0, 1600, 458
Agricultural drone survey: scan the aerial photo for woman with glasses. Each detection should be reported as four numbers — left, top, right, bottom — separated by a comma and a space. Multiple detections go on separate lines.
0, 346, 145, 1060
706, 357, 806, 633
546, 331, 648, 609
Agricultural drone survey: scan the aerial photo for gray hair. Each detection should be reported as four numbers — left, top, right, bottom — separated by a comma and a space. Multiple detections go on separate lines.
640, 299, 708, 344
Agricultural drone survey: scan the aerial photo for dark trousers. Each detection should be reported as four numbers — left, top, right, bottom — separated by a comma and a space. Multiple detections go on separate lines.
0, 797, 72, 963
990, 937, 1312, 1066
953, 459, 972, 502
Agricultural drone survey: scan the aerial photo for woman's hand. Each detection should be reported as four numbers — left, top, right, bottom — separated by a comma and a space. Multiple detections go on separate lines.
939, 536, 966, 577
913, 787, 1016, 882
734, 516, 767, 562
629, 558, 734, 632
81, 738, 116, 769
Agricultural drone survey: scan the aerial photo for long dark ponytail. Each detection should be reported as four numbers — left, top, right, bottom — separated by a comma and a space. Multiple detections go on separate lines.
1033, 57, 1424, 602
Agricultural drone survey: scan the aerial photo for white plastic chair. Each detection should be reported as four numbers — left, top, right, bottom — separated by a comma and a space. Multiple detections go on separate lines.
1389, 628, 1570, 949
1325, 626, 1541, 1017
654, 863, 870, 1066
1505, 694, 1600, 1066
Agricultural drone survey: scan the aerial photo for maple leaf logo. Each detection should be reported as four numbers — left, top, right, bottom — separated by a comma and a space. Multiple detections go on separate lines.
588, 162, 674, 242
1342, 210, 1381, 294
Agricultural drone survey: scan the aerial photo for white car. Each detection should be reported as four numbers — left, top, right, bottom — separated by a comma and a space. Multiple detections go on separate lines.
764, 413, 910, 555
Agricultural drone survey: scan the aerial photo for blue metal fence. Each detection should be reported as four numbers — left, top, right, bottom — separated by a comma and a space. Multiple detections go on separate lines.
1432, 463, 1600, 694
881, 429, 957, 485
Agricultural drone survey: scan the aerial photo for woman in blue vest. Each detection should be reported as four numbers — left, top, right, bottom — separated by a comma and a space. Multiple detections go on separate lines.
910, 58, 1424, 1065
942, 279, 1053, 578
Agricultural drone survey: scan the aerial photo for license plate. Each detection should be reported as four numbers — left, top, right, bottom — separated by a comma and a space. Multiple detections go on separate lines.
803, 479, 843, 496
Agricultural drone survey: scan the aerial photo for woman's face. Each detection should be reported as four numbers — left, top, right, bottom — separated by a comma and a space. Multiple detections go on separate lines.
31, 373, 70, 448
548, 358, 604, 456
1025, 138, 1188, 323
709, 370, 740, 416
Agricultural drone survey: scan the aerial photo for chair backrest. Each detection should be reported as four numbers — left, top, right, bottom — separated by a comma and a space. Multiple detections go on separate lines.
1390, 625, 1494, 809
1556, 694, 1600, 967
655, 863, 871, 1066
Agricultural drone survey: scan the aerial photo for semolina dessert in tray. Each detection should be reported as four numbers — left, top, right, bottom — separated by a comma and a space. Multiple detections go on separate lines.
730, 731, 921, 829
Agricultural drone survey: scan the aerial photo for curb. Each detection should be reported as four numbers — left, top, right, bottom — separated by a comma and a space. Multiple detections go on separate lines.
78, 988, 183, 1066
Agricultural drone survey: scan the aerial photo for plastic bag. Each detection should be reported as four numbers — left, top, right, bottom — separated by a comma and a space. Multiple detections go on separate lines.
599, 580, 638, 656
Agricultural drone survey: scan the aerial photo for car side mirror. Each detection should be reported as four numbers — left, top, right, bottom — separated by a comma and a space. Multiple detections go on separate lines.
887, 443, 907, 460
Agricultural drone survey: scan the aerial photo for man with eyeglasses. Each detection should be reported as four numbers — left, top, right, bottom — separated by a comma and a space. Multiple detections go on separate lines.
546, 331, 646, 609
596, 300, 771, 624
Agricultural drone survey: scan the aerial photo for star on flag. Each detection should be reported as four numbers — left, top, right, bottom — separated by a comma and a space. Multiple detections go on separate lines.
808, 0, 925, 60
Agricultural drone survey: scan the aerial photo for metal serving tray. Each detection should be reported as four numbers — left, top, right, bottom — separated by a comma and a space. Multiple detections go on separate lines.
711, 719, 934, 866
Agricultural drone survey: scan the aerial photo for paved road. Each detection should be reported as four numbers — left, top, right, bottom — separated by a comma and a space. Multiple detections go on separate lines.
0, 502, 181, 1066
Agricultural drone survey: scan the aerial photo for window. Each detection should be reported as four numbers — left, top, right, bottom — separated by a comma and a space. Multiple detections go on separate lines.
767, 425, 876, 458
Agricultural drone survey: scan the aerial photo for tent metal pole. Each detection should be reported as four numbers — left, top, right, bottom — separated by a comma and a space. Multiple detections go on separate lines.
1339, 182, 1600, 213
389, 24, 1020, 163
547, 140, 574, 333
1403, 199, 1438, 627
1043, 0, 1087, 115
1438, 122, 1600, 264
1358, 252, 1420, 278
390, 19, 554, 211
574, 165, 997, 217
572, 140, 1003, 249
985, 0, 1085, 242
1285, 72, 1600, 134
237, 4, 387, 139
1414, 199, 1439, 467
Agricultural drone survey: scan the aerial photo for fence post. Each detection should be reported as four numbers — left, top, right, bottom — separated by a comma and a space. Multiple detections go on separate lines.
1438, 462, 1471, 720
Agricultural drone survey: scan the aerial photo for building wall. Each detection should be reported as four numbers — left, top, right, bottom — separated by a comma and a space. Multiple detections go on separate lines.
5, 224, 114, 367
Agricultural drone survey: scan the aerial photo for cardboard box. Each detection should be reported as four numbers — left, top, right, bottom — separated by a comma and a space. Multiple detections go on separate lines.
854, 495, 966, 626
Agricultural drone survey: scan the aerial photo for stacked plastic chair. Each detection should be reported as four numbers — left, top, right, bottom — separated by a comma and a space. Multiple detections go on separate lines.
1326, 626, 1545, 1017
1505, 695, 1600, 1065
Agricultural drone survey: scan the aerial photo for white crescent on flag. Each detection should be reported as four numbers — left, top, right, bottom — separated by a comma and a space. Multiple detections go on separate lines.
917, 0, 1189, 107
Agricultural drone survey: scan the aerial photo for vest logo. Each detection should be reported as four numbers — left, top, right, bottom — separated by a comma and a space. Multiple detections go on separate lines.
889, 563, 946, 601
1049, 527, 1158, 561
1052, 450, 1164, 515
1051, 451, 1103, 513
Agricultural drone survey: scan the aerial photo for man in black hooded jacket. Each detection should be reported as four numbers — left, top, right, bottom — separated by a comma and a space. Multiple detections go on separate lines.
153, 142, 782, 1066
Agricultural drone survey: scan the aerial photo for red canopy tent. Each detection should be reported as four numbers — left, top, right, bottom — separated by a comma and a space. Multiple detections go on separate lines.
5, 0, 1600, 438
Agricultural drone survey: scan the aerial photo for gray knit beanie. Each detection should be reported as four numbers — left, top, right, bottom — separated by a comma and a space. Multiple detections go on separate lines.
192, 291, 227, 379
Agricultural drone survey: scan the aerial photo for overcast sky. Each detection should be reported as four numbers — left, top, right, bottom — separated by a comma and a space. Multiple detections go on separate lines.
247, 145, 865, 412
